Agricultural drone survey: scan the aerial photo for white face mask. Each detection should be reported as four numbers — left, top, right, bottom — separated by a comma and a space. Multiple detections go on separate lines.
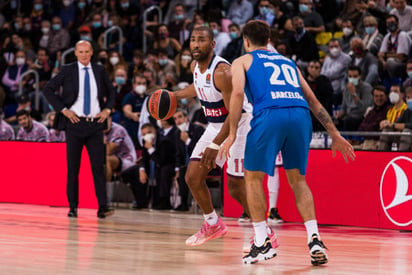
177, 122, 188, 132
15, 57, 25, 66
329, 47, 341, 57
63, 0, 72, 6
389, 92, 400, 104
109, 56, 119, 65
134, 85, 146, 95
181, 55, 192, 62
156, 120, 163, 129
41, 27, 50, 34
143, 133, 155, 143
342, 27, 353, 36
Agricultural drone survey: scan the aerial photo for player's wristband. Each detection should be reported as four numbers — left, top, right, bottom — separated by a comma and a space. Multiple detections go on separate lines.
207, 142, 221, 150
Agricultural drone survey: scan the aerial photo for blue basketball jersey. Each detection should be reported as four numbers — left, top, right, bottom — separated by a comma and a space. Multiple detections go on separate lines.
245, 50, 309, 115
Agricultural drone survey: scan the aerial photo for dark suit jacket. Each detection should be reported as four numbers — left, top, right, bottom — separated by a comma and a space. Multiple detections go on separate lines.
175, 123, 205, 168
43, 62, 115, 130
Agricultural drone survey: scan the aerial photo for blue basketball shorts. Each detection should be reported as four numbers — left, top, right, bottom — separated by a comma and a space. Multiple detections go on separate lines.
245, 107, 312, 176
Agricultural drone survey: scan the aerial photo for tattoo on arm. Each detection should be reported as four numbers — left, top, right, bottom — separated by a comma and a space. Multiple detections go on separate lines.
316, 107, 334, 131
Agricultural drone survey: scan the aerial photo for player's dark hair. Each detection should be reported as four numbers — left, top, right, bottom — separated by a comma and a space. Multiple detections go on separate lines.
242, 20, 270, 47
192, 26, 214, 41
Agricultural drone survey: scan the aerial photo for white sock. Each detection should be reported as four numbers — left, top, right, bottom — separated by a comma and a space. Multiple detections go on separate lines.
204, 210, 218, 225
253, 221, 268, 247
267, 167, 280, 209
304, 220, 319, 243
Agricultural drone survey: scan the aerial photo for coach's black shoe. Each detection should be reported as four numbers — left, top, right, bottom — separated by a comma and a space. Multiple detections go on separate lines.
243, 237, 277, 264
308, 234, 328, 265
67, 208, 77, 218
97, 207, 115, 219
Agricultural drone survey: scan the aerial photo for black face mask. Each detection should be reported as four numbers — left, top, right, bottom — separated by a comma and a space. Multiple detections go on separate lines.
387, 22, 398, 33
296, 26, 304, 35
99, 57, 106, 64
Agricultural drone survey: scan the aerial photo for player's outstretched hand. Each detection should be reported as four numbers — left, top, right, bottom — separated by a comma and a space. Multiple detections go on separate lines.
331, 134, 356, 163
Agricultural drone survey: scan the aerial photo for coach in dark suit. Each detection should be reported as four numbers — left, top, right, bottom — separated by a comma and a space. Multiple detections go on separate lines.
43, 40, 115, 219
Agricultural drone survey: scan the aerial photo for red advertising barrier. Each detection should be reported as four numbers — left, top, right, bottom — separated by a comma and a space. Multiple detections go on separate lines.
223, 150, 412, 231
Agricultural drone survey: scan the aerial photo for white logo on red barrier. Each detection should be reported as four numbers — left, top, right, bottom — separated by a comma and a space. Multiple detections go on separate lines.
380, 156, 412, 226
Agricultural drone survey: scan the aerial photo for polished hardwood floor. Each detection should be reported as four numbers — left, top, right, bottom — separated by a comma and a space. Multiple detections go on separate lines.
0, 203, 411, 275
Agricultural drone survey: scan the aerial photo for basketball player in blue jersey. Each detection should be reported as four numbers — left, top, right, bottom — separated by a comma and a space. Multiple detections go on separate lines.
173, 26, 280, 247
221, 20, 356, 264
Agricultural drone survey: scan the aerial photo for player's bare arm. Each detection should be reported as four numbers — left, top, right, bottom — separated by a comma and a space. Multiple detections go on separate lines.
298, 69, 355, 162
174, 61, 197, 100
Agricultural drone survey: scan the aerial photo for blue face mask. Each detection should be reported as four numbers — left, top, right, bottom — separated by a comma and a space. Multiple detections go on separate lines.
407, 99, 412, 110
229, 31, 238, 39
364, 26, 375, 35
115, 76, 126, 85
180, 98, 188, 105
14, 22, 20, 30
174, 14, 184, 21
408, 71, 412, 78
121, 2, 130, 8
212, 29, 218, 36
158, 58, 168, 66
78, 2, 86, 9
80, 35, 90, 41
52, 24, 61, 31
299, 4, 309, 13
107, 20, 113, 27
92, 22, 102, 28
348, 77, 359, 86
259, 7, 268, 15
34, 4, 43, 11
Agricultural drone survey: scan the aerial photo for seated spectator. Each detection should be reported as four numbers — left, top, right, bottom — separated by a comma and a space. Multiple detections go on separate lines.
227, 0, 254, 26
255, 0, 276, 27
321, 39, 352, 106
167, 3, 190, 44
5, 94, 42, 124
175, 48, 193, 83
222, 23, 244, 63
209, 19, 231, 56
305, 60, 334, 132
127, 49, 145, 82
350, 37, 380, 86
105, 50, 128, 81
105, 116, 148, 209
0, 108, 15, 140
45, 111, 66, 142
155, 49, 177, 89
111, 66, 131, 123
361, 15, 384, 56
335, 66, 374, 136
2, 50, 29, 103
16, 109, 49, 141
48, 16, 70, 59
90, 13, 106, 42
378, 14, 410, 80
389, 0, 412, 33
38, 20, 51, 49
378, 84, 408, 150
358, 85, 391, 150
152, 24, 182, 59
402, 59, 412, 89
340, 18, 356, 54
297, 0, 325, 35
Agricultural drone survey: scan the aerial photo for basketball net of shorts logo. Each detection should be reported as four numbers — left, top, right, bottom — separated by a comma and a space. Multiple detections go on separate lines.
380, 156, 412, 227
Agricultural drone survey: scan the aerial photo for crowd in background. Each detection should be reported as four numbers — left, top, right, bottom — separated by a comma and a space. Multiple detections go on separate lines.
1, 0, 412, 207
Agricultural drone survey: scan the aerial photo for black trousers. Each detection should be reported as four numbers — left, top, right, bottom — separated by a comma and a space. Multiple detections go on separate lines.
65, 119, 107, 209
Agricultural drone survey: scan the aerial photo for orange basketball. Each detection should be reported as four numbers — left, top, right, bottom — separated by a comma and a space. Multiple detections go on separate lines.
147, 89, 177, 120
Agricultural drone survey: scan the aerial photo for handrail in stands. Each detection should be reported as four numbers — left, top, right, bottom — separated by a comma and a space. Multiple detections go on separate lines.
142, 5, 162, 54
103, 25, 124, 55
18, 69, 40, 110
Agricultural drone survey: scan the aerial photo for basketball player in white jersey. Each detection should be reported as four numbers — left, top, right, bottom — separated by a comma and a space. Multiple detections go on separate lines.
174, 26, 278, 246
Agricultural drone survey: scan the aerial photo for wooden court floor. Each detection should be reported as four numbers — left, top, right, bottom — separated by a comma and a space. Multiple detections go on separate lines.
0, 203, 411, 275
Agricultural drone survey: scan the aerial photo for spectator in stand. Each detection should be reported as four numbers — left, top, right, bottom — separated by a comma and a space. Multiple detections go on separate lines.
127, 49, 145, 82
45, 111, 66, 142
30, 47, 52, 91
389, 0, 412, 33
48, 16, 71, 58
0, 108, 15, 141
16, 109, 49, 141
340, 19, 357, 54
58, 0, 76, 31
288, 16, 319, 70
122, 73, 148, 147
350, 37, 380, 86
335, 66, 374, 137
402, 59, 412, 89
222, 23, 244, 63
117, 0, 139, 29
74, 1, 91, 32
2, 50, 29, 103
358, 85, 391, 150
29, 0, 51, 42
143, 68, 161, 94
379, 86, 412, 151
297, 0, 325, 35
153, 24, 182, 59
306, 60, 334, 132
361, 15, 384, 56
38, 20, 51, 49
4, 94, 41, 124
271, 0, 292, 39
175, 48, 193, 83
321, 39, 352, 106
156, 49, 177, 89
173, 109, 205, 211
378, 84, 408, 150
105, 50, 128, 81
227, 0, 254, 26
167, 3, 188, 42
111, 66, 130, 123
90, 13, 106, 42
378, 14, 410, 80
209, 19, 231, 56
254, 0, 276, 27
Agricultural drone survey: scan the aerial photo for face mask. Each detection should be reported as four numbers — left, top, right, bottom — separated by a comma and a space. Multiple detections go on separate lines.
80, 34, 90, 41
386, 3, 392, 12
42, 27, 50, 34
181, 55, 192, 62
159, 32, 169, 39
296, 26, 304, 35
299, 4, 309, 13
52, 24, 61, 31
229, 31, 238, 39
34, 4, 43, 11
121, 2, 130, 8
115, 76, 126, 85
109, 56, 119, 65
389, 92, 400, 104
342, 27, 352, 36
158, 58, 168, 66
107, 20, 113, 27
180, 98, 188, 105
174, 14, 184, 21
352, 46, 364, 56
212, 29, 218, 36
348, 77, 359, 86
78, 2, 86, 9
16, 57, 25, 66
24, 24, 31, 31
143, 133, 155, 143
329, 47, 341, 57
364, 26, 375, 35
63, 0, 72, 6
14, 22, 20, 30
92, 22, 102, 28
407, 99, 412, 110
408, 71, 412, 78
177, 122, 187, 132
134, 85, 146, 95
259, 7, 269, 15
387, 22, 397, 33
156, 120, 163, 128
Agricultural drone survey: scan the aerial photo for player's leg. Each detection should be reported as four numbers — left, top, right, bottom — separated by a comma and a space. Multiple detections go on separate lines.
267, 165, 283, 224
106, 155, 120, 182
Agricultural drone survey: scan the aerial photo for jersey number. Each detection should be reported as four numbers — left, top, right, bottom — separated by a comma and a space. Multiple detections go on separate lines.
234, 158, 244, 173
263, 63, 299, 88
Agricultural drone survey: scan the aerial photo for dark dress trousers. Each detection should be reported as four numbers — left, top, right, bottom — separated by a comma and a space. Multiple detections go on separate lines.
43, 62, 115, 210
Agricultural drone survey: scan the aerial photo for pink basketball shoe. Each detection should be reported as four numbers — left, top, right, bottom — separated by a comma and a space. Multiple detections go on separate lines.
185, 217, 228, 246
